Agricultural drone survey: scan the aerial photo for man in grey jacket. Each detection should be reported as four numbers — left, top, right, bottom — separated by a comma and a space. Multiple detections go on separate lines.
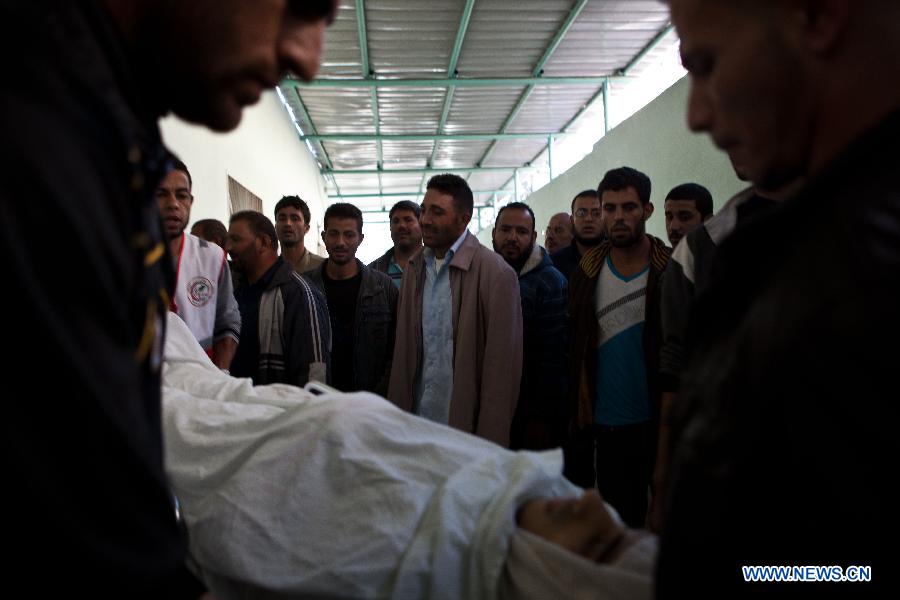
227, 210, 331, 387
388, 174, 523, 447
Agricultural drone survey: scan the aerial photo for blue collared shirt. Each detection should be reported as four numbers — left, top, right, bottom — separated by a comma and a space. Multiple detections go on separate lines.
414, 230, 469, 423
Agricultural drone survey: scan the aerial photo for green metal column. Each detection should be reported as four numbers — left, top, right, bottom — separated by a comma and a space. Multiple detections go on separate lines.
602, 77, 610, 135
548, 135, 555, 180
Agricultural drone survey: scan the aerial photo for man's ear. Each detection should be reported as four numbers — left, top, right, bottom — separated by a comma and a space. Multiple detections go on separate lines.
643, 202, 654, 221
304, 223, 311, 235
786, 0, 850, 54
321, 230, 327, 244
530, 230, 537, 244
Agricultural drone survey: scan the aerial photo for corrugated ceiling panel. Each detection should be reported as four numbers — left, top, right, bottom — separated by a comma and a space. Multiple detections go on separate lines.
468, 171, 516, 192
380, 140, 434, 167
482, 139, 547, 167
332, 173, 380, 192
318, 2, 366, 78
280, 0, 683, 216
377, 87, 444, 135
506, 85, 599, 133
445, 87, 526, 133
431, 140, 493, 168
543, 1, 671, 76
456, 0, 575, 77
301, 88, 375, 134
325, 141, 379, 169
365, 0, 464, 78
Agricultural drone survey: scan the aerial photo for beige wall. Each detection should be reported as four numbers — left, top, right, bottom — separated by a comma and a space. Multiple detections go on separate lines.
478, 77, 747, 247
160, 92, 329, 254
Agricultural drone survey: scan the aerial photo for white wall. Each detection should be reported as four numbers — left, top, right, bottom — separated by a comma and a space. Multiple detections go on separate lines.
160, 91, 329, 254
478, 77, 748, 246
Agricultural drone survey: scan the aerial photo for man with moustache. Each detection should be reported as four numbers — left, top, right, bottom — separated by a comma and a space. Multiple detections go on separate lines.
388, 174, 522, 447
0, 0, 337, 592
227, 210, 331, 388
662, 182, 713, 248
305, 203, 397, 395
370, 200, 423, 289
275, 195, 326, 274
567, 167, 671, 527
157, 159, 240, 371
653, 0, 898, 593
552, 189, 605, 280
492, 202, 568, 450
544, 211, 574, 255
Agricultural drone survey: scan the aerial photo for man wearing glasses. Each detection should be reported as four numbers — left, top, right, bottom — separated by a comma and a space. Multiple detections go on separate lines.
551, 189, 605, 280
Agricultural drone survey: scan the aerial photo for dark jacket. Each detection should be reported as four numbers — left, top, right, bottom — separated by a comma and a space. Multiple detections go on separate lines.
550, 240, 583, 280
369, 248, 394, 275
658, 187, 771, 392
240, 259, 332, 387
511, 246, 569, 450
658, 111, 900, 597
0, 0, 199, 593
306, 259, 398, 395
568, 236, 671, 431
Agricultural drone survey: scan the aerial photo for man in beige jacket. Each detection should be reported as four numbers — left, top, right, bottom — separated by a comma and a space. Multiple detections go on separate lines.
388, 174, 523, 447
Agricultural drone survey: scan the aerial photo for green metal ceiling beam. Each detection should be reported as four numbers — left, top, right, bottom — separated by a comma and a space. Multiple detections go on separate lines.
355, 0, 371, 77
326, 166, 530, 176
285, 76, 615, 89
301, 132, 566, 142
425, 0, 477, 189
355, 0, 383, 196
533, 0, 592, 78
328, 189, 508, 199
447, 0, 476, 78
488, 22, 678, 207
474, 0, 591, 170
290, 89, 342, 197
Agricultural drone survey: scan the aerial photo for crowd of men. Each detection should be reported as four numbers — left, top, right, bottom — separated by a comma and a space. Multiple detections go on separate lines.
174, 155, 726, 536
4, 0, 892, 596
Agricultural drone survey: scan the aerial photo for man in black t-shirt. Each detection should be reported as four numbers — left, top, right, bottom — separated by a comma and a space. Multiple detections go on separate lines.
305, 203, 398, 395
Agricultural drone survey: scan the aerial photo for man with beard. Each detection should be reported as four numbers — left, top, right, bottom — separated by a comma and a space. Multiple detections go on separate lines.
370, 200, 423, 289
0, 0, 337, 592
275, 195, 326, 274
662, 182, 713, 248
389, 174, 522, 447
492, 202, 568, 450
305, 203, 398, 394
227, 210, 331, 388
544, 211, 574, 255
567, 167, 671, 527
552, 189, 605, 280
158, 159, 240, 371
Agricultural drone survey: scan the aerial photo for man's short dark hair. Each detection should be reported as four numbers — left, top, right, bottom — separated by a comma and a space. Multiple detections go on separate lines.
495, 202, 536, 231
426, 174, 474, 216
192, 218, 227, 246
665, 183, 714, 218
598, 167, 652, 205
274, 195, 312, 225
389, 200, 421, 220
323, 202, 363, 233
230, 210, 278, 249
570, 189, 599, 213
169, 157, 193, 189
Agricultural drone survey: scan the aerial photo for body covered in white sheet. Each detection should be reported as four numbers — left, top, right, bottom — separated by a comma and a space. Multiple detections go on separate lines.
162, 313, 655, 599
